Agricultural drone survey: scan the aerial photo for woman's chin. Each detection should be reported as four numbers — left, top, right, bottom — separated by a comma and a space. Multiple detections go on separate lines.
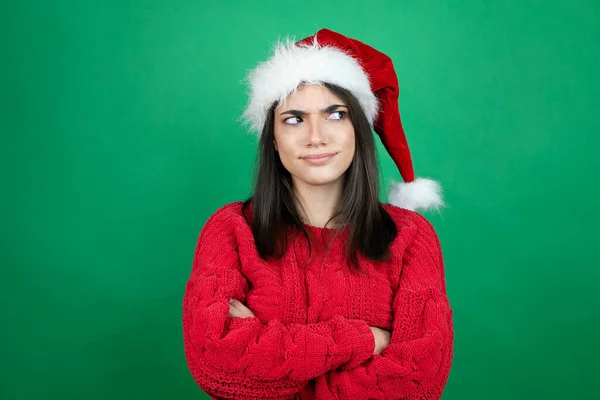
296, 174, 344, 187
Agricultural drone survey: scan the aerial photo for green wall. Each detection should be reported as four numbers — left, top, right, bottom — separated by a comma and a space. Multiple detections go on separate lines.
2, 1, 598, 399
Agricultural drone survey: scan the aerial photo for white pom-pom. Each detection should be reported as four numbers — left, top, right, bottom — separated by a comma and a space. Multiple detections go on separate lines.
387, 177, 444, 212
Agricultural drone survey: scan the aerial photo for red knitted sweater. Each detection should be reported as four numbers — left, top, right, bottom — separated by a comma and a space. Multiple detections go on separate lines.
182, 201, 454, 399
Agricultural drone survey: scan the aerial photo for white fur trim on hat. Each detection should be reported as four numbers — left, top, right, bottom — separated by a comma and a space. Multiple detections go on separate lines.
242, 36, 378, 134
388, 177, 444, 212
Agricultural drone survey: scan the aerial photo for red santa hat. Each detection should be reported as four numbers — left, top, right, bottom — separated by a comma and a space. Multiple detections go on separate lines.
242, 28, 443, 212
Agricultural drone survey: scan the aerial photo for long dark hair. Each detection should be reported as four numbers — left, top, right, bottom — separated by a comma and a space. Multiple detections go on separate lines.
242, 82, 397, 274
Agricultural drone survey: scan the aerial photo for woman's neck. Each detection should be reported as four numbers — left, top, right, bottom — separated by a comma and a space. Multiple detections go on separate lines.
292, 177, 344, 228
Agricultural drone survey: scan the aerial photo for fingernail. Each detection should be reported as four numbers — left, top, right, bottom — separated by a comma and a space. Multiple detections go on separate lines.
229, 299, 234, 304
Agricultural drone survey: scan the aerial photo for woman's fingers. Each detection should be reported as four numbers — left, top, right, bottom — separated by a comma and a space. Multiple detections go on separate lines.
228, 305, 244, 318
228, 299, 256, 318
229, 302, 254, 318
369, 326, 392, 354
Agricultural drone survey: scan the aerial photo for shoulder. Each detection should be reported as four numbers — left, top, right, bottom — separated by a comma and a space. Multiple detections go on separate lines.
204, 201, 247, 223
197, 201, 250, 239
190, 202, 252, 275
381, 202, 438, 237
381, 203, 446, 288
381, 202, 443, 259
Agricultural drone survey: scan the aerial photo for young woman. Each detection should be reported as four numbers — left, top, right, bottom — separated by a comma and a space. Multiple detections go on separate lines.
182, 28, 454, 399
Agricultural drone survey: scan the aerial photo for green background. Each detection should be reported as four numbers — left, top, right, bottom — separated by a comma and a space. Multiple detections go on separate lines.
2, 1, 598, 399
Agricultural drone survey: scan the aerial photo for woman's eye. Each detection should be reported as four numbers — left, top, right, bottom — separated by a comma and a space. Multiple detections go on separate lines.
284, 116, 302, 125
328, 111, 346, 120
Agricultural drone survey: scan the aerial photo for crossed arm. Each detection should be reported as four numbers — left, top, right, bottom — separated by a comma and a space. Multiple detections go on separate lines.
182, 210, 453, 399
228, 299, 392, 356
228, 284, 452, 399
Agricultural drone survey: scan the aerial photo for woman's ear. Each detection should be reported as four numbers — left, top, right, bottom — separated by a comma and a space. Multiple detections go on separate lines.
273, 140, 278, 152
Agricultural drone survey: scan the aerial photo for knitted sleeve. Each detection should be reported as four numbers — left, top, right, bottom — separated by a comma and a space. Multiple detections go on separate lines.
316, 213, 454, 399
182, 206, 376, 400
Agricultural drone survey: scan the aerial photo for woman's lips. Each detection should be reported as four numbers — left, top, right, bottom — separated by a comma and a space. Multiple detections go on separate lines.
301, 152, 337, 165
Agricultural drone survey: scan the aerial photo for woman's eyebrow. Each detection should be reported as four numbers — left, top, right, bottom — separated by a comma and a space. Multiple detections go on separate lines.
279, 104, 347, 116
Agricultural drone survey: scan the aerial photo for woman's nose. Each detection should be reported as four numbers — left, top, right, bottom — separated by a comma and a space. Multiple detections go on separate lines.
307, 118, 326, 145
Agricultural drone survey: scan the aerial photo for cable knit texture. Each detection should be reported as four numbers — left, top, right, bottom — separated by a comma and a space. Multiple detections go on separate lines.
182, 201, 454, 399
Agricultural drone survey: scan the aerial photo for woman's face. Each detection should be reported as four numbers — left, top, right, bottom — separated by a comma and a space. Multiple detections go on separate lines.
273, 84, 355, 188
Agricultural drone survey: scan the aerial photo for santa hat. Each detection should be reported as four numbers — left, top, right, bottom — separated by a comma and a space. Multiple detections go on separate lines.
242, 28, 443, 212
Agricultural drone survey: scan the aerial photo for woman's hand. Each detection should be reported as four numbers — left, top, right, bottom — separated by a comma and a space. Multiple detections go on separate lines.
369, 326, 391, 355
228, 299, 256, 318
228, 300, 389, 354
